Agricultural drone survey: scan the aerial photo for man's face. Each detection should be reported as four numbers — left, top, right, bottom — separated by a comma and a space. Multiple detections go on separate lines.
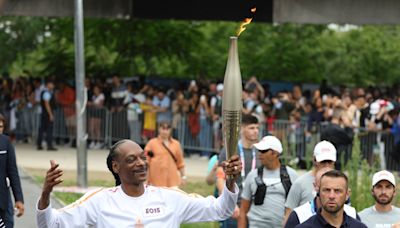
241, 123, 259, 142
372, 180, 395, 206
319, 176, 349, 214
112, 141, 147, 186
315, 159, 335, 171
157, 91, 165, 100
257, 149, 278, 168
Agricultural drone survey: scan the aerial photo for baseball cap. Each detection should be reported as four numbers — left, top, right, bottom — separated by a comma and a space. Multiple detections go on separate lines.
372, 170, 396, 187
370, 102, 380, 115
313, 140, 337, 162
217, 83, 224, 92
253, 135, 283, 154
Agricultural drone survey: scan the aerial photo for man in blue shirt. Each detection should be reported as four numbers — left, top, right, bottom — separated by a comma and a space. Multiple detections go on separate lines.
295, 170, 366, 228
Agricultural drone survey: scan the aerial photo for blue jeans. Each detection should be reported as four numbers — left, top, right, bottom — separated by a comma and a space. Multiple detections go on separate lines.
220, 218, 237, 228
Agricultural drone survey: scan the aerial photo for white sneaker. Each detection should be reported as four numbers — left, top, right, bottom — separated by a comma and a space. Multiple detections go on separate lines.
94, 142, 103, 149
89, 141, 96, 149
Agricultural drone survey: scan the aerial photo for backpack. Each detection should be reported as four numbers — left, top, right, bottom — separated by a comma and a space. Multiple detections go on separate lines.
253, 164, 292, 205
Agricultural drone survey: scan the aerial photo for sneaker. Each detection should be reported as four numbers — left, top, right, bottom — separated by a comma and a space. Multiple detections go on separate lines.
47, 147, 58, 151
89, 141, 96, 149
94, 142, 102, 149
37, 146, 43, 150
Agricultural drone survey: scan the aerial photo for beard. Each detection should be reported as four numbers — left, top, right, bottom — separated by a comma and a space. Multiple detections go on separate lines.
373, 194, 393, 205
322, 201, 344, 214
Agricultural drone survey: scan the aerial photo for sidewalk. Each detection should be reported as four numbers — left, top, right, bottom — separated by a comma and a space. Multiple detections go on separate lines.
15, 143, 210, 177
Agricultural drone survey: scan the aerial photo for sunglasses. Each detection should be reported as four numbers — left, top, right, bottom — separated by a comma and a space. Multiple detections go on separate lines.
258, 149, 271, 154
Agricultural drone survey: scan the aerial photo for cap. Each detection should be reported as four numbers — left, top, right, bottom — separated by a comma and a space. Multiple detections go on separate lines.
217, 83, 224, 92
313, 140, 337, 162
372, 170, 396, 187
253, 135, 283, 153
370, 102, 380, 115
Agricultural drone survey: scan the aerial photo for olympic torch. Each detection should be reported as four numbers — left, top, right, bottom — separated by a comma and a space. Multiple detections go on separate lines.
222, 36, 242, 162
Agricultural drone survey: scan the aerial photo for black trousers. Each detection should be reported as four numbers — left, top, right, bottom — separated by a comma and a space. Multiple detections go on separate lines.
37, 113, 54, 148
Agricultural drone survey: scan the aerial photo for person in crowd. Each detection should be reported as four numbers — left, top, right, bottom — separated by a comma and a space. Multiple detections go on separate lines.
295, 170, 367, 228
320, 108, 354, 169
186, 91, 200, 150
238, 135, 298, 228
210, 83, 224, 151
37, 79, 57, 151
245, 76, 265, 102
140, 93, 157, 144
359, 170, 400, 227
153, 87, 172, 124
0, 114, 24, 227
217, 114, 261, 228
36, 139, 241, 227
124, 83, 143, 144
198, 92, 212, 158
283, 140, 337, 223
56, 80, 76, 147
110, 74, 129, 141
87, 84, 105, 149
171, 90, 188, 140
285, 167, 359, 228
144, 121, 186, 187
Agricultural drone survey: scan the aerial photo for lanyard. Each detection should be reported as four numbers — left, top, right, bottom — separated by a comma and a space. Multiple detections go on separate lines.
238, 141, 256, 180
310, 198, 317, 214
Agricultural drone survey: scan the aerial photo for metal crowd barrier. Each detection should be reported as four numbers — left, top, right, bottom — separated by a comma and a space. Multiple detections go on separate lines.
11, 104, 400, 171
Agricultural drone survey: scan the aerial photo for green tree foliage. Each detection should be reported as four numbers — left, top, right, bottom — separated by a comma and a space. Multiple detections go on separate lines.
2, 16, 400, 85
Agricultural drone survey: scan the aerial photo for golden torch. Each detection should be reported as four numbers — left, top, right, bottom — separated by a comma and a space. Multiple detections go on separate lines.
222, 36, 242, 161
223, 7, 255, 164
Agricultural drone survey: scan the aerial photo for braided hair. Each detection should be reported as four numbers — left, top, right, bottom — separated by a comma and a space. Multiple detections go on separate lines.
107, 139, 129, 186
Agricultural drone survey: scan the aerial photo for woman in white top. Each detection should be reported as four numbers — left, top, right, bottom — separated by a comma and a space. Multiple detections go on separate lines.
87, 84, 105, 149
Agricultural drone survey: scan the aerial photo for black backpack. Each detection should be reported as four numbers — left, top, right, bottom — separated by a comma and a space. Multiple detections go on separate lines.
253, 165, 292, 205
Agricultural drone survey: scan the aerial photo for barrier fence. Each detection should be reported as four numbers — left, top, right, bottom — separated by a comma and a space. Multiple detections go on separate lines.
10, 104, 400, 171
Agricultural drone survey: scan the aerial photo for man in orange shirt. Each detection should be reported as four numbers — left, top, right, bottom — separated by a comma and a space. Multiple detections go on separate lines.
144, 121, 186, 187
56, 81, 76, 147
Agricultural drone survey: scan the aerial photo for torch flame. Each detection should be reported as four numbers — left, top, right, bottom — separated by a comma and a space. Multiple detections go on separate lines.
236, 18, 252, 37
236, 7, 257, 37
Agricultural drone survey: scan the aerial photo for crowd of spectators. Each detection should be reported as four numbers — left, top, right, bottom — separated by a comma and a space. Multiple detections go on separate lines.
1, 74, 400, 161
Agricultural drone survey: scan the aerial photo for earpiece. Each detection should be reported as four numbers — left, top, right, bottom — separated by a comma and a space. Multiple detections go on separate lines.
316, 192, 320, 197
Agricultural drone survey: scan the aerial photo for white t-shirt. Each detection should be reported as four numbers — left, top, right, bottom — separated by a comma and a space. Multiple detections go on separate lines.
359, 206, 400, 228
37, 184, 238, 228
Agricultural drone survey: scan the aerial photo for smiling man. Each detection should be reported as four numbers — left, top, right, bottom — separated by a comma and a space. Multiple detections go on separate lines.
295, 170, 366, 228
36, 139, 242, 227
359, 170, 400, 228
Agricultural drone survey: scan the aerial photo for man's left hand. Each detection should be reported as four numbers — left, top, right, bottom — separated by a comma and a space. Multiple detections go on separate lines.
15, 201, 24, 217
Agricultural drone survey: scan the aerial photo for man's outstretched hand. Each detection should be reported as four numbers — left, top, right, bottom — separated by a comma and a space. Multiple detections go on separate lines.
38, 160, 63, 210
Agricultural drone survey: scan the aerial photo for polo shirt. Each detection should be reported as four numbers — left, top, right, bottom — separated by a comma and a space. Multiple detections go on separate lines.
294, 209, 367, 228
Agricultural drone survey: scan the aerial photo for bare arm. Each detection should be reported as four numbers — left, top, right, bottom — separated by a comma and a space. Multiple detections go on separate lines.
282, 207, 293, 227
44, 100, 54, 121
38, 160, 63, 210
238, 199, 251, 228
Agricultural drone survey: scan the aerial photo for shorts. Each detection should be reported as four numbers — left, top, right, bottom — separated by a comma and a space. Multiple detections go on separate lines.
142, 129, 155, 138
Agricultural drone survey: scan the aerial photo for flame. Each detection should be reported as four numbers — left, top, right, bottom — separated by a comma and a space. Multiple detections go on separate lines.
236, 7, 257, 37
236, 18, 253, 37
